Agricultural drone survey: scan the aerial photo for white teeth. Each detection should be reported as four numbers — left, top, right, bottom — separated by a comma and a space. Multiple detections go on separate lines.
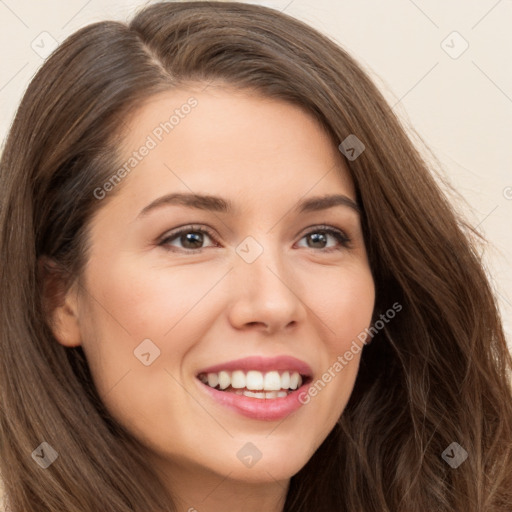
244, 390, 266, 398
263, 371, 281, 391
242, 390, 289, 399
231, 370, 246, 389
199, 370, 305, 393
290, 372, 301, 390
207, 373, 219, 388
246, 370, 264, 390
218, 371, 230, 390
281, 371, 290, 389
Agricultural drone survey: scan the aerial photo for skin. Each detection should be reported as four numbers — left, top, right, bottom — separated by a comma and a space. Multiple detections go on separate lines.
48, 84, 375, 512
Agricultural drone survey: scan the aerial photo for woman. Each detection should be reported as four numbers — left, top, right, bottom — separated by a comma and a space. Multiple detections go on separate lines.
0, 2, 511, 511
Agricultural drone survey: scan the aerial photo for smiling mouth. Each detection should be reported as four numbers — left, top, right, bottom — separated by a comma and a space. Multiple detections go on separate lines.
197, 370, 310, 399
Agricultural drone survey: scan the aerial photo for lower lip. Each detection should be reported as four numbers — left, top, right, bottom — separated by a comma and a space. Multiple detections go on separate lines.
197, 379, 310, 421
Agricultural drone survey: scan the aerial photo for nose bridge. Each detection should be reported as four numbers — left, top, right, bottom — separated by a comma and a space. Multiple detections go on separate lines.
236, 234, 288, 291
227, 233, 304, 331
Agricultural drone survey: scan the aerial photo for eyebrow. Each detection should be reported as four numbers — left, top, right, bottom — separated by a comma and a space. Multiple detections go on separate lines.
136, 192, 361, 219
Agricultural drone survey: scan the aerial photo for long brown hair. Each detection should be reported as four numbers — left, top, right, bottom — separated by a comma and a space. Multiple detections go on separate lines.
1, 2, 511, 511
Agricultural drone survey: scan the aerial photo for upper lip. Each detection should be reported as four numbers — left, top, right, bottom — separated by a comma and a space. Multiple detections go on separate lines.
197, 355, 313, 377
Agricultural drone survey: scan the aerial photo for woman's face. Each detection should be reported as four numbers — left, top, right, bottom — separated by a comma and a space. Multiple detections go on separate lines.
53, 85, 375, 485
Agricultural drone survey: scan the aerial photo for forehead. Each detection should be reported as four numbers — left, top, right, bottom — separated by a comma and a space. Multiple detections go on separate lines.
107, 85, 356, 215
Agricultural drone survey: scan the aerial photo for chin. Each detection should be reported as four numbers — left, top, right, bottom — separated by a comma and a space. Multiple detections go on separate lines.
221, 456, 308, 484
217, 436, 317, 483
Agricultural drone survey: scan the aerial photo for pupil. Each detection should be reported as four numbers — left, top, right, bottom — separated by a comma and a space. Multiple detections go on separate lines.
183, 232, 203, 248
309, 232, 326, 248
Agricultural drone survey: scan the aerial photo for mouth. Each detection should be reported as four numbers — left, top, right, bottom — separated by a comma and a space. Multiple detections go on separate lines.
195, 356, 313, 421
197, 370, 310, 399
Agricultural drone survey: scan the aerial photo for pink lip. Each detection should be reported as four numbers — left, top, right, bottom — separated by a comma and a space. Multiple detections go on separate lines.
197, 379, 311, 421
195, 355, 313, 421
197, 355, 313, 377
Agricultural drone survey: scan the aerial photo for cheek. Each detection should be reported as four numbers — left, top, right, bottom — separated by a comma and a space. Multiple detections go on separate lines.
77, 257, 196, 398
301, 263, 374, 424
81, 253, 221, 349
77, 255, 231, 421
311, 261, 375, 351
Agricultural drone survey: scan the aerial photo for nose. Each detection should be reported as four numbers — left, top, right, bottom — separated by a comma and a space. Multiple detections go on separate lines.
226, 240, 307, 335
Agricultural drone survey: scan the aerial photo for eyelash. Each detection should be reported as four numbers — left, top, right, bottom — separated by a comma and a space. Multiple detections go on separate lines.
158, 224, 351, 254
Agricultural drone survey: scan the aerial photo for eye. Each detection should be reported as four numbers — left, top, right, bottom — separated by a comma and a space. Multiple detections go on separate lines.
296, 225, 351, 252
158, 225, 218, 252
158, 224, 351, 253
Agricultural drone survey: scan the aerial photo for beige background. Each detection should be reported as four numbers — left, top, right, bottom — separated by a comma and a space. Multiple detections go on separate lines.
0, 0, 511, 503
